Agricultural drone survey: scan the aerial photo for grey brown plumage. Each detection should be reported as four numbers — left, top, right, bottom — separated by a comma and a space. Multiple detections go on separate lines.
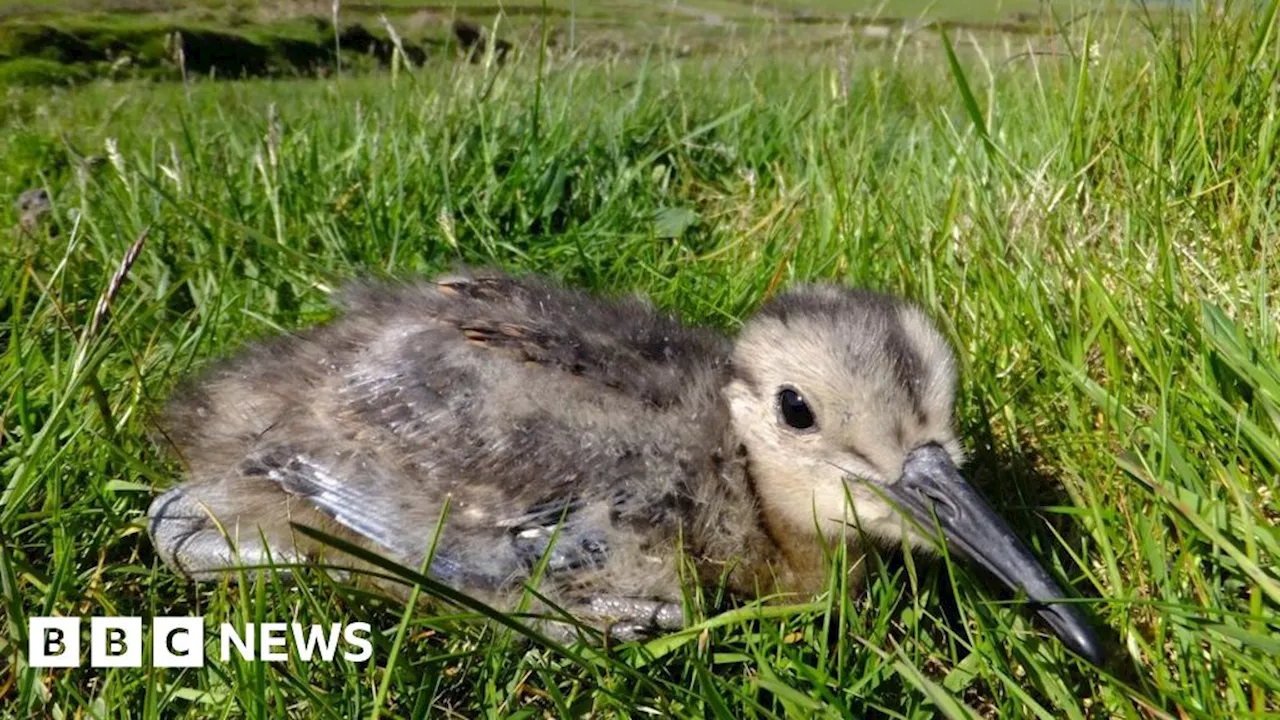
149, 267, 1103, 661
153, 270, 769, 622
16, 187, 51, 235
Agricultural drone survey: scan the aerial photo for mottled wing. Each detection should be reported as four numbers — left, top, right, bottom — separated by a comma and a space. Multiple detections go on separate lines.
162, 268, 730, 595
242, 449, 424, 560
337, 269, 729, 410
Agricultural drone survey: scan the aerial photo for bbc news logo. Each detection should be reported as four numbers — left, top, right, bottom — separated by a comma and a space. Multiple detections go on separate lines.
28, 617, 373, 668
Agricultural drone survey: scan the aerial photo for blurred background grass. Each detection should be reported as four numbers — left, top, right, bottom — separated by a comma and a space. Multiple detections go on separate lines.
0, 0, 1157, 86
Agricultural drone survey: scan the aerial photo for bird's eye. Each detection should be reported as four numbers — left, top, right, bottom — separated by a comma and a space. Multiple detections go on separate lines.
777, 387, 816, 431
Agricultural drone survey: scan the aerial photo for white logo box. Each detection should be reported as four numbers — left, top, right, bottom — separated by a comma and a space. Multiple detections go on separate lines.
27, 617, 372, 668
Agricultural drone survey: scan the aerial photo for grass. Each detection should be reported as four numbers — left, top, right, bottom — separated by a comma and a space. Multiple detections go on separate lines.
0, 0, 1126, 88
2, 0, 1279, 717
0, 0, 1069, 21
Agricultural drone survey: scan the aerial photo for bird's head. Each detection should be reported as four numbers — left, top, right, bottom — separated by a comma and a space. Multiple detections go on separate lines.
725, 284, 1102, 666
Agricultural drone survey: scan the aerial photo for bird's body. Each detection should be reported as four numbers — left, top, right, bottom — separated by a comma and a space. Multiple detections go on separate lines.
16, 187, 51, 235
150, 268, 1103, 660
154, 271, 775, 631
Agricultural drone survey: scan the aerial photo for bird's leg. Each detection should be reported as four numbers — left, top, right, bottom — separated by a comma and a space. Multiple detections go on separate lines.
537, 595, 685, 644
589, 595, 686, 642
148, 485, 299, 581
588, 596, 685, 632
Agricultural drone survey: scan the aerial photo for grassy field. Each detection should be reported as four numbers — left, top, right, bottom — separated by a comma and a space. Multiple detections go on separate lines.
0, 0, 1124, 87
3, 0, 1280, 717
0, 0, 1067, 21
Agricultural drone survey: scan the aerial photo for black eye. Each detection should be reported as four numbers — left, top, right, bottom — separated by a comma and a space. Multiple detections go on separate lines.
777, 387, 816, 431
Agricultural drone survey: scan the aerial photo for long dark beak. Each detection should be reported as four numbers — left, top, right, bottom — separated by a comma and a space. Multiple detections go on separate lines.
884, 443, 1104, 667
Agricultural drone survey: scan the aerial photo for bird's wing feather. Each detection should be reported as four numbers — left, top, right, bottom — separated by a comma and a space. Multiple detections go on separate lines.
251, 444, 617, 590
258, 451, 424, 560
338, 268, 731, 410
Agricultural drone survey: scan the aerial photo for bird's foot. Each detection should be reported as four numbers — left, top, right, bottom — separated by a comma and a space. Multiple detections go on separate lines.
538, 596, 684, 645
148, 486, 299, 581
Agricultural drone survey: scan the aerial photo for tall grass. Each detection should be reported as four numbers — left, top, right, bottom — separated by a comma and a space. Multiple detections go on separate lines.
2, 4, 1278, 717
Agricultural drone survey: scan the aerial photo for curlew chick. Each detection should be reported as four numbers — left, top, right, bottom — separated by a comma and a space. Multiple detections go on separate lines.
148, 268, 1102, 664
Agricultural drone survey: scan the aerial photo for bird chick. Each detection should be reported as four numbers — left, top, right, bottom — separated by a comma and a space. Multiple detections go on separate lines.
148, 268, 1101, 664
15, 187, 52, 235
